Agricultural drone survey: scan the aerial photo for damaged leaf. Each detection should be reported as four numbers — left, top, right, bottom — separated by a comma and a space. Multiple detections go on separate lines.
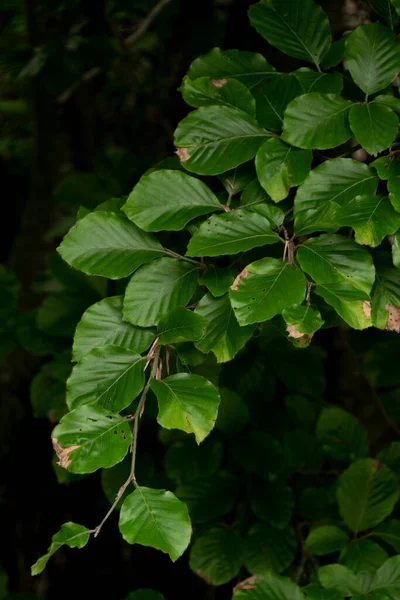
31, 522, 90, 575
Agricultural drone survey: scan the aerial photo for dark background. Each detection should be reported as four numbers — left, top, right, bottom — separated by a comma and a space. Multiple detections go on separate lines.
0, 1, 389, 599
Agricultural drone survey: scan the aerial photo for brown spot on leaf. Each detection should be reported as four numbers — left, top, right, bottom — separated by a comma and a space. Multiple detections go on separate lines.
211, 78, 227, 88
234, 576, 257, 593
286, 324, 304, 339
385, 304, 400, 332
175, 147, 190, 162
231, 268, 249, 292
52, 437, 80, 470
363, 301, 371, 318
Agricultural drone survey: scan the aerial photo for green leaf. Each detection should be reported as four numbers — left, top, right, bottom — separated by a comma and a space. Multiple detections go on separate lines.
318, 564, 369, 596
125, 591, 165, 600
72, 296, 156, 362
233, 571, 303, 600
284, 395, 318, 432
282, 94, 353, 150
151, 374, 220, 444
31, 522, 90, 575
373, 519, 400, 552
303, 587, 343, 600
230, 258, 307, 326
374, 94, 400, 114
52, 405, 132, 473
244, 523, 297, 575
186, 209, 280, 257
216, 387, 249, 435
219, 164, 257, 196
345, 23, 400, 95
305, 526, 349, 556
195, 293, 255, 363
198, 266, 234, 297
294, 158, 378, 235
122, 170, 222, 232
282, 304, 324, 336
372, 266, 400, 331
320, 37, 346, 70
241, 180, 285, 228
295, 69, 343, 94
180, 76, 256, 116
189, 527, 243, 586
165, 438, 222, 483
248, 0, 331, 68
255, 138, 312, 202
297, 234, 375, 297
249, 479, 294, 528
252, 74, 303, 130
339, 539, 388, 574
337, 458, 400, 533
174, 106, 268, 175
316, 406, 368, 462
175, 472, 239, 523
157, 308, 207, 345
337, 194, 400, 247
119, 487, 191, 561
101, 454, 154, 508
123, 258, 198, 327
57, 213, 164, 279
370, 555, 400, 594
368, 0, 399, 28
314, 285, 372, 330
66, 346, 145, 412
187, 48, 276, 89
233, 431, 283, 480
377, 442, 400, 474
349, 103, 398, 156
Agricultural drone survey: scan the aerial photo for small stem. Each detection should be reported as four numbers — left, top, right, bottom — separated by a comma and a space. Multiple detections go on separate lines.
94, 346, 161, 537
163, 248, 205, 268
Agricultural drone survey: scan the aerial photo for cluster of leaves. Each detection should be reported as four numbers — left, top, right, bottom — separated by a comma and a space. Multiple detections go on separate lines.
30, 0, 400, 597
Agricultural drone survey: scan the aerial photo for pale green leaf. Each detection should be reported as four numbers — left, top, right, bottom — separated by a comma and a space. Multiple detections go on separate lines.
186, 209, 280, 257
174, 106, 268, 175
339, 539, 388, 574
123, 258, 198, 327
282, 304, 324, 335
31, 522, 90, 575
195, 293, 255, 363
255, 138, 312, 202
189, 528, 243, 586
244, 523, 297, 575
230, 258, 307, 326
72, 296, 156, 362
157, 308, 207, 345
337, 194, 400, 247
198, 266, 234, 297
282, 94, 353, 150
187, 48, 276, 89
248, 0, 331, 68
252, 74, 303, 130
233, 571, 303, 600
180, 76, 256, 116
345, 23, 400, 95
305, 526, 349, 556
119, 487, 191, 561
57, 213, 164, 279
151, 373, 220, 443
316, 406, 368, 462
294, 158, 378, 235
67, 345, 145, 412
337, 458, 400, 533
349, 103, 398, 156
52, 405, 132, 473
122, 169, 222, 232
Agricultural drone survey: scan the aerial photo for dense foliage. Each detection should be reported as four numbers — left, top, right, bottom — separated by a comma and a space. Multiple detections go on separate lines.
3, 0, 400, 599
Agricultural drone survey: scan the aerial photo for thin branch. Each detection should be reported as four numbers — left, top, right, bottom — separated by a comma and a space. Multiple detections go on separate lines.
125, 0, 172, 47
163, 248, 206, 269
94, 345, 161, 537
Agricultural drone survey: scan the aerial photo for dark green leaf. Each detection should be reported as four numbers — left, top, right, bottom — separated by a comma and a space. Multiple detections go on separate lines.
165, 438, 222, 483
320, 37, 346, 69
296, 69, 343, 94
318, 564, 369, 596
255, 138, 312, 202
66, 346, 145, 412
122, 170, 222, 232
186, 209, 280, 257
233, 431, 283, 480
252, 74, 303, 130
151, 373, 220, 443
119, 487, 191, 561
175, 472, 239, 523
216, 387, 249, 435
316, 406, 369, 462
374, 94, 400, 114
248, 0, 331, 68
282, 94, 353, 150
303, 587, 343, 600
57, 213, 164, 279
345, 23, 400, 95
180, 76, 256, 116
305, 526, 349, 556
249, 479, 294, 528
234, 571, 303, 599
230, 258, 307, 326
372, 266, 400, 331
52, 405, 132, 474
241, 180, 285, 227
337, 458, 400, 533
31, 522, 90, 575
123, 258, 198, 327
189, 528, 243, 586
373, 519, 400, 552
157, 308, 207, 345
369, 555, 400, 595
198, 266, 234, 297
339, 539, 388, 574
174, 106, 268, 175
377, 442, 400, 474
349, 103, 398, 156
72, 296, 156, 362
368, 0, 399, 28
244, 523, 297, 575
125, 591, 165, 600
